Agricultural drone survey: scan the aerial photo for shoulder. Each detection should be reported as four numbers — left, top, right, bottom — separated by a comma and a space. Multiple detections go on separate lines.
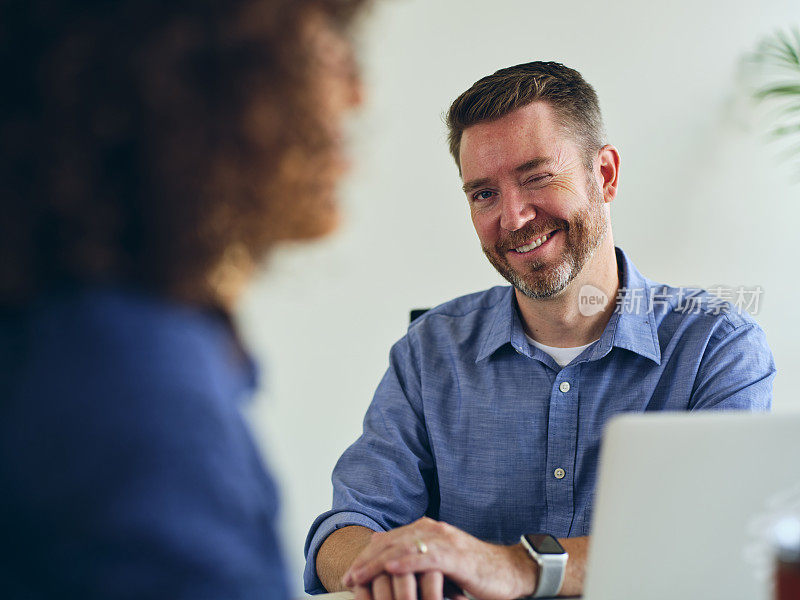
2, 287, 258, 493
635, 281, 774, 388
407, 286, 509, 336
617, 247, 767, 349
647, 282, 765, 344
380, 286, 511, 373
17, 286, 244, 401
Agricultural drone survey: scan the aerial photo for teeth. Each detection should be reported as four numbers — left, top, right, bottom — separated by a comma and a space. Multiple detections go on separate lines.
514, 233, 549, 253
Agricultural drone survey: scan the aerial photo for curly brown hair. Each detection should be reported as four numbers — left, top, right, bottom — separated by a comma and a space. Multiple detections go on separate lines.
0, 0, 367, 309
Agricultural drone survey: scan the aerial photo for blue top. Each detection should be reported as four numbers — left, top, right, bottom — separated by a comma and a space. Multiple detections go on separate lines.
303, 247, 775, 594
0, 287, 288, 599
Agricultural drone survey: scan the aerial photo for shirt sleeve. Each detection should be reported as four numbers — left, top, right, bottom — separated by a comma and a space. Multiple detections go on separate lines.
689, 318, 776, 411
303, 333, 437, 594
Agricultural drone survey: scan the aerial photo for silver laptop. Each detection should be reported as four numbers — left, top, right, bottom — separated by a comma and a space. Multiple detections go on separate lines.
585, 411, 800, 600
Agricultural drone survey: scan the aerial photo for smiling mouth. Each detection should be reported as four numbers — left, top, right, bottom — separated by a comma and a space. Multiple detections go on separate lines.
512, 230, 558, 253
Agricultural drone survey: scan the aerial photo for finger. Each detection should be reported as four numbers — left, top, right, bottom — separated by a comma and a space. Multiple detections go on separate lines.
419, 571, 443, 600
372, 574, 394, 600
392, 573, 417, 600
354, 585, 374, 600
350, 539, 432, 585
349, 519, 436, 578
385, 550, 445, 577
348, 530, 416, 584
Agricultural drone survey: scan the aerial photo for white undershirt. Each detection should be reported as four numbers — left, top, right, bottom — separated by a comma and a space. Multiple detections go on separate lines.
525, 334, 598, 368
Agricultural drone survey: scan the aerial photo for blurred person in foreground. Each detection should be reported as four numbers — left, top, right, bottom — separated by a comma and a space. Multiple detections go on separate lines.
0, 0, 367, 597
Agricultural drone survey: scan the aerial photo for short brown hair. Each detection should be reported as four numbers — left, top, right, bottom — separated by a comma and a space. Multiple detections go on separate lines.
446, 61, 606, 172
0, 0, 367, 309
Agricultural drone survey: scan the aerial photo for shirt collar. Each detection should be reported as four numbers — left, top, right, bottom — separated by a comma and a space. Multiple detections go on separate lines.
475, 247, 661, 365
591, 247, 661, 364
476, 288, 519, 362
208, 307, 260, 399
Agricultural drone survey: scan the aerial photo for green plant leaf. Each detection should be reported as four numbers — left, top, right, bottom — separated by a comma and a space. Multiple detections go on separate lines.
768, 122, 800, 137
749, 26, 800, 174
754, 84, 800, 100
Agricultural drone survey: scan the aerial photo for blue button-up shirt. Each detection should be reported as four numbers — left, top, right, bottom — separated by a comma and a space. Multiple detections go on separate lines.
303, 247, 775, 594
0, 287, 289, 599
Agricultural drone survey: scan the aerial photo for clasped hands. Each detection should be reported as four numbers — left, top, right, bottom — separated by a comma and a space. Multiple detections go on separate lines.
342, 517, 537, 600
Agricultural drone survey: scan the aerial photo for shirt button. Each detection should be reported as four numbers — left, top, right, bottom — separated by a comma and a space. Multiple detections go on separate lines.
554, 467, 566, 479
559, 381, 571, 393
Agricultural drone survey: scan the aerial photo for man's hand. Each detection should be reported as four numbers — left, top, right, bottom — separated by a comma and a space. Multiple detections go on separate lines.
352, 572, 454, 600
342, 517, 538, 600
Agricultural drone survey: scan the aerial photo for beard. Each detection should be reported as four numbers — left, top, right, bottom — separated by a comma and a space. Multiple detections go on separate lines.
482, 177, 608, 299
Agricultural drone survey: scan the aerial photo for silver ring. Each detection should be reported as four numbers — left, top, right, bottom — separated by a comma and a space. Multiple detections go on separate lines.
415, 539, 428, 554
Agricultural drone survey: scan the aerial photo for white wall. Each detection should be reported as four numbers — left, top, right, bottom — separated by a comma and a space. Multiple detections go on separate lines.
237, 0, 800, 592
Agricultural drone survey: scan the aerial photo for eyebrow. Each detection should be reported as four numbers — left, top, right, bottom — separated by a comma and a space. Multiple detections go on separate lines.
461, 156, 555, 194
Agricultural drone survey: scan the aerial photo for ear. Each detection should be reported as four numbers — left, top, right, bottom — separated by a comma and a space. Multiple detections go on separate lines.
596, 144, 620, 203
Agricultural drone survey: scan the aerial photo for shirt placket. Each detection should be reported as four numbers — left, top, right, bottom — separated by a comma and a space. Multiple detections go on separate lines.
545, 364, 579, 535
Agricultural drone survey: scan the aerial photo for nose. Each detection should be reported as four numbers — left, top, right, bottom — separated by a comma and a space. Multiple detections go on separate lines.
499, 189, 536, 232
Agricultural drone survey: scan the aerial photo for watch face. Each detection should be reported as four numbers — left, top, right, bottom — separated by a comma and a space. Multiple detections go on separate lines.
526, 534, 565, 555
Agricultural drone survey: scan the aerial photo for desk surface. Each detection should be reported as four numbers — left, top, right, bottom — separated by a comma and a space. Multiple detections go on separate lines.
306, 592, 583, 600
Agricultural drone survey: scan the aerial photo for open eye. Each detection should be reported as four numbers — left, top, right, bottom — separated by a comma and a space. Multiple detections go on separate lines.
472, 190, 495, 202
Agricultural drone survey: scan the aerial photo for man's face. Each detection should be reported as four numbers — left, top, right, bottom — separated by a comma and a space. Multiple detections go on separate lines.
459, 102, 609, 299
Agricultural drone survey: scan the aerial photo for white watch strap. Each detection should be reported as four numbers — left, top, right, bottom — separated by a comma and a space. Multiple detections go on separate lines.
519, 535, 568, 598
532, 551, 567, 597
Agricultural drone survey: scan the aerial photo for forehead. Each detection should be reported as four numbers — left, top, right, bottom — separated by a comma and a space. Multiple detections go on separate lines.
459, 101, 578, 181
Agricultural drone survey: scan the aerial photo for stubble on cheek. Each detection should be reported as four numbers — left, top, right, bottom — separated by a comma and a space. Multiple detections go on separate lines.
481, 189, 608, 299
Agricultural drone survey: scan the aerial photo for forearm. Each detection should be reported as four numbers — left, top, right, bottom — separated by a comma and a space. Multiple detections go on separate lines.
504, 536, 588, 598
558, 536, 589, 597
317, 525, 376, 592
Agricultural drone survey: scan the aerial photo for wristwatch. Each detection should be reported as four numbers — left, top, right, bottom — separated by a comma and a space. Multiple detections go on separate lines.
519, 534, 568, 598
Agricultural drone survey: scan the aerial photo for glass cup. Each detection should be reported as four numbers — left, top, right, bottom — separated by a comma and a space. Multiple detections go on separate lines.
775, 516, 800, 600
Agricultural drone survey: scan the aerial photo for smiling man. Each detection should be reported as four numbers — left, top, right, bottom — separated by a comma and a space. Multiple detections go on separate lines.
304, 62, 775, 600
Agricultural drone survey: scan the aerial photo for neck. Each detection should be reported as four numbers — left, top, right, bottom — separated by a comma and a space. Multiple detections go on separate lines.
515, 238, 619, 348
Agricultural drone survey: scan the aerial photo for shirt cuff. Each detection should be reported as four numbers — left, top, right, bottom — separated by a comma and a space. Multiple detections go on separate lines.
303, 510, 386, 594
